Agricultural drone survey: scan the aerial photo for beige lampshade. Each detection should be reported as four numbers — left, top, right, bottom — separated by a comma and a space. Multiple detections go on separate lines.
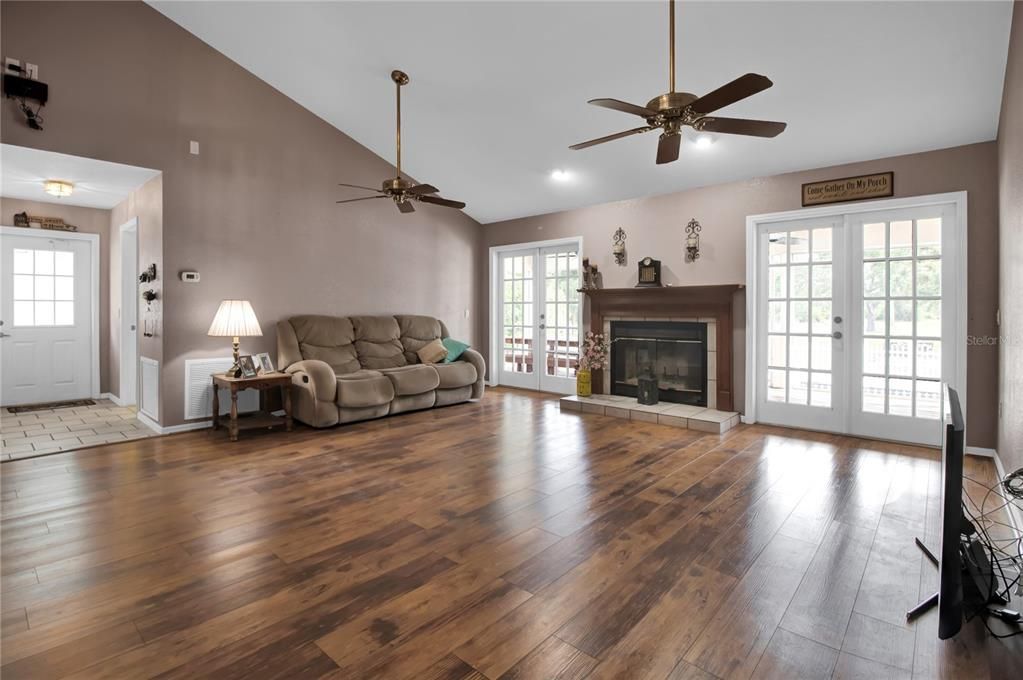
207, 300, 263, 337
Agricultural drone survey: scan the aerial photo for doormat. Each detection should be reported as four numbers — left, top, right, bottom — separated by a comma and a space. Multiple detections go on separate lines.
7, 399, 96, 414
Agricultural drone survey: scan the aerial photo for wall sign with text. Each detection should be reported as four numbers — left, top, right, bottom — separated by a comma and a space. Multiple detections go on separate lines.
801, 172, 894, 206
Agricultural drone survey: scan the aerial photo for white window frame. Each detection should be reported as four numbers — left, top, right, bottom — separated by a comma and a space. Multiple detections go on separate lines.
488, 236, 584, 388
743, 191, 968, 444
1, 225, 102, 399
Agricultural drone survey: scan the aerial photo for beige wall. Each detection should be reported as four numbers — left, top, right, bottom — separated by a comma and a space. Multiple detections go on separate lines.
0, 1, 483, 426
485, 142, 1000, 447
108, 175, 163, 405
0, 197, 113, 393
999, 3, 1023, 472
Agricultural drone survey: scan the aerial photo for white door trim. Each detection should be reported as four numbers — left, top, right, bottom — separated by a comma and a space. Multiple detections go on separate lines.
744, 191, 968, 443
0, 225, 101, 400
119, 217, 139, 405
488, 236, 583, 388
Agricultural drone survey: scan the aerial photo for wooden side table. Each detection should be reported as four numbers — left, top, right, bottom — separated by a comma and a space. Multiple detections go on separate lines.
211, 372, 293, 441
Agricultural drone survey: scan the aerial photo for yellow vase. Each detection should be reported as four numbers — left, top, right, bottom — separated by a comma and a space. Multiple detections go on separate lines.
576, 368, 592, 397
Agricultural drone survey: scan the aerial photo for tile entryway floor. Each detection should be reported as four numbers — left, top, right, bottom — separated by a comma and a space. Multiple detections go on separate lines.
0, 399, 157, 461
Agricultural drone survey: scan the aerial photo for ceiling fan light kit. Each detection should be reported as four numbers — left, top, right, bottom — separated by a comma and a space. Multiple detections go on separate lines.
570, 0, 787, 164
337, 69, 465, 214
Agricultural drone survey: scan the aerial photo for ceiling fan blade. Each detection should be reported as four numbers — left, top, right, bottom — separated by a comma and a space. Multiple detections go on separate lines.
397, 200, 416, 214
337, 183, 383, 193
588, 98, 658, 118
419, 195, 466, 210
656, 133, 681, 164
407, 184, 439, 196
688, 73, 774, 115
336, 195, 387, 204
697, 117, 787, 138
570, 126, 655, 150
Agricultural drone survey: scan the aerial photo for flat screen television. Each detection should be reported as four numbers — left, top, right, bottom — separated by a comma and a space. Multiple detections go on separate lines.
907, 384, 965, 639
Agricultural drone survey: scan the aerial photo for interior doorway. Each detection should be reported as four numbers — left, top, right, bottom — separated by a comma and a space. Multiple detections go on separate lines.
119, 218, 138, 406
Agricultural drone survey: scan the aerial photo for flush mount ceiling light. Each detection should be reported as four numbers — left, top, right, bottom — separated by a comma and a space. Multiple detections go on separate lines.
693, 134, 715, 149
43, 179, 74, 197
550, 169, 572, 182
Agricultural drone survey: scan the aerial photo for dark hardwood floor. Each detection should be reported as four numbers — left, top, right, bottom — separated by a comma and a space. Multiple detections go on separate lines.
1, 388, 1020, 679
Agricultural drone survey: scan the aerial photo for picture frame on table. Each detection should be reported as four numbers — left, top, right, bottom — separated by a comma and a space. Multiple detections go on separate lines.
254, 352, 275, 374
238, 355, 258, 378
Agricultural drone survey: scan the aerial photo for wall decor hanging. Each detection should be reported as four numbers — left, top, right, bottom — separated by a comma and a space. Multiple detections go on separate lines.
612, 227, 627, 266
801, 171, 893, 206
685, 218, 701, 263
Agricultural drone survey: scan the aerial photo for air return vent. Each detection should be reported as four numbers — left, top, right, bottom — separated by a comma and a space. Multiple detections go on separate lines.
184, 357, 257, 420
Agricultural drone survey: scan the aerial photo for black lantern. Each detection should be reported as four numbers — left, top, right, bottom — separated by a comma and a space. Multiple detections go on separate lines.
636, 346, 659, 405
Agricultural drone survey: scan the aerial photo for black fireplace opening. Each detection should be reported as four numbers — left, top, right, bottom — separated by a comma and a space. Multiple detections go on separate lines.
610, 320, 708, 406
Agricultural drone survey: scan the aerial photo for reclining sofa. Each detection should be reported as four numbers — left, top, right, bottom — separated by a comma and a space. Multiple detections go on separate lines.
277, 314, 485, 428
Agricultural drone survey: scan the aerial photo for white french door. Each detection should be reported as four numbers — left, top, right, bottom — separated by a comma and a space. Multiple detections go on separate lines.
751, 195, 964, 447
756, 216, 848, 433
1, 228, 96, 406
496, 243, 582, 394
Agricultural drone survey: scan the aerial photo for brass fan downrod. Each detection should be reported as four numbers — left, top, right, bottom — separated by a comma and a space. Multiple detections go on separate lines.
669, 0, 675, 94
392, 69, 409, 180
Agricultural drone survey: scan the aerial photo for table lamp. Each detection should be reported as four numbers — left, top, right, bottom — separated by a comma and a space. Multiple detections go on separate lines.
208, 300, 262, 377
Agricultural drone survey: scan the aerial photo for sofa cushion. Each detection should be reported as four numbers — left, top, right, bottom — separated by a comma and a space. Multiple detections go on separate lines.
352, 316, 407, 369
379, 365, 440, 396
396, 315, 444, 364
335, 370, 394, 408
290, 315, 361, 375
433, 361, 477, 389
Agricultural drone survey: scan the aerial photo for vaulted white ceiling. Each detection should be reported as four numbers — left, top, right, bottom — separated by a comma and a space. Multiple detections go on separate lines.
150, 1, 1012, 223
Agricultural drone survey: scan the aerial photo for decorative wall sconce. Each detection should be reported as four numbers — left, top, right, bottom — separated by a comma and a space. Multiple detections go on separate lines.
612, 227, 627, 266
685, 218, 701, 263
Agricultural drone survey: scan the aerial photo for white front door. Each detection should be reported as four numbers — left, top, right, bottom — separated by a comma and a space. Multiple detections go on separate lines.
1, 230, 95, 406
751, 197, 963, 446
497, 243, 581, 393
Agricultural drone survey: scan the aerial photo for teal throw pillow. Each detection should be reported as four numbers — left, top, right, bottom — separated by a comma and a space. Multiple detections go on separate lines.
442, 337, 470, 363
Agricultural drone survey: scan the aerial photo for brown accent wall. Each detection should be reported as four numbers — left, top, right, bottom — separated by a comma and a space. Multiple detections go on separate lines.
108, 175, 163, 405
0, 1, 483, 426
998, 3, 1023, 472
484, 142, 1000, 447
0, 197, 113, 393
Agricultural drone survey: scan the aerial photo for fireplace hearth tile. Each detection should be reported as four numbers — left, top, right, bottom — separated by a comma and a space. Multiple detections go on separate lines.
559, 394, 738, 435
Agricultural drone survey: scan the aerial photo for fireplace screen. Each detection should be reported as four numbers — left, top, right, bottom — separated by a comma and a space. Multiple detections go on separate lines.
610, 320, 708, 406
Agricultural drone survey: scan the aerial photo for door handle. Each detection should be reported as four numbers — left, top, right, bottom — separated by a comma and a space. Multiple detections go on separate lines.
130, 325, 136, 331
832, 331, 843, 339
0, 332, 9, 338
833, 316, 843, 324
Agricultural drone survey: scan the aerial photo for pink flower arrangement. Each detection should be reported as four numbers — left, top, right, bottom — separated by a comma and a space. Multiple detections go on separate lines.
578, 331, 612, 371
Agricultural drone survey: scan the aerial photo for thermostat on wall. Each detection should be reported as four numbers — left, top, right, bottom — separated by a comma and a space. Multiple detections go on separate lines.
180, 271, 200, 282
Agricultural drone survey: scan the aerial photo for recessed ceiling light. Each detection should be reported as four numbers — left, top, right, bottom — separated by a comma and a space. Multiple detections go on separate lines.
693, 135, 715, 150
550, 169, 571, 182
43, 179, 74, 197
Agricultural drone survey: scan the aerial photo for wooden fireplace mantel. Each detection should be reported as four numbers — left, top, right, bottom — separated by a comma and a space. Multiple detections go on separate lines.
581, 284, 743, 411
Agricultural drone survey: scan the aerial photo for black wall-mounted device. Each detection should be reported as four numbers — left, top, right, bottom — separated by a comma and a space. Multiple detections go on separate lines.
3, 74, 47, 105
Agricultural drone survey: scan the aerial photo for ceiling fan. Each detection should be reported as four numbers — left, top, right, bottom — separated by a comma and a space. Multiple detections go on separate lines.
570, 0, 786, 164
337, 70, 465, 214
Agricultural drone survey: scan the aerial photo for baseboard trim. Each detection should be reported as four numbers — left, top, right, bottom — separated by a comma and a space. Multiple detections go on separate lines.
99, 392, 128, 407
991, 449, 1023, 539
740, 415, 756, 425
966, 446, 996, 458
136, 412, 213, 435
